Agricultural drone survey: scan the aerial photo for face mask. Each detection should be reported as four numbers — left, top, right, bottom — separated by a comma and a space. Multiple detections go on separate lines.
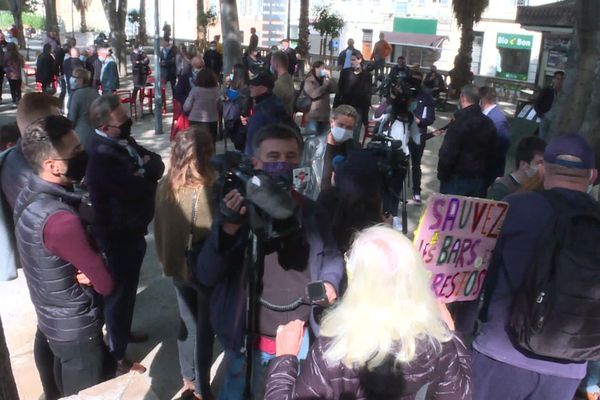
79, 55, 86, 62
261, 161, 298, 178
409, 101, 417, 113
64, 151, 88, 182
331, 126, 353, 143
524, 163, 539, 179
269, 65, 276, 74
98, 56, 106, 62
69, 76, 79, 89
229, 73, 234, 81
118, 118, 133, 140
319, 69, 326, 78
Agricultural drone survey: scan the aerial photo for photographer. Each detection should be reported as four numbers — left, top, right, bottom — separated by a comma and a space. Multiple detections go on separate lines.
377, 80, 421, 217
195, 124, 344, 399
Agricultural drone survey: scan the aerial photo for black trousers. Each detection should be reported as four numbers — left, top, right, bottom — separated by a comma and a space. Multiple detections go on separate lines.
8, 79, 21, 103
45, 333, 107, 397
190, 121, 218, 145
34, 328, 61, 400
408, 139, 426, 196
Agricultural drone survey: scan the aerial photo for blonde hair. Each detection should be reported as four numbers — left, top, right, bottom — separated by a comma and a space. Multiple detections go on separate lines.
166, 126, 215, 201
320, 225, 452, 370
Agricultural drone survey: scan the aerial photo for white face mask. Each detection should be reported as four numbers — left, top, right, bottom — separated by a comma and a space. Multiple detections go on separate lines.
331, 126, 353, 143
524, 163, 539, 179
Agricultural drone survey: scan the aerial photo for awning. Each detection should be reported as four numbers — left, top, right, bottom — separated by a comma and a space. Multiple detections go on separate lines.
381, 31, 447, 50
516, 0, 575, 30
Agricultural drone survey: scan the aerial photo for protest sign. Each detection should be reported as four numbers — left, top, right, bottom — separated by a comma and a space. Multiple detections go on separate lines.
413, 194, 509, 303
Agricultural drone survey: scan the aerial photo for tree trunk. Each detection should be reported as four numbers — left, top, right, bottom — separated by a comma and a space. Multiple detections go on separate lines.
80, 7, 88, 32
0, 316, 19, 400
450, 19, 474, 94
196, 0, 207, 50
548, 0, 600, 168
100, 0, 128, 75
220, 0, 242, 76
7, 0, 25, 48
297, 0, 310, 57
138, 0, 148, 45
43, 0, 59, 36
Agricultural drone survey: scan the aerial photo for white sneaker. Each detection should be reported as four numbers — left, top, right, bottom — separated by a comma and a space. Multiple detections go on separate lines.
413, 194, 422, 205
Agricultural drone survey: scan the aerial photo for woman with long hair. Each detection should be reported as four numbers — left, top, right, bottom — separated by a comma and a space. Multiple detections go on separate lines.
265, 225, 470, 399
4, 42, 24, 107
183, 69, 221, 145
154, 126, 216, 400
333, 50, 372, 142
303, 60, 337, 136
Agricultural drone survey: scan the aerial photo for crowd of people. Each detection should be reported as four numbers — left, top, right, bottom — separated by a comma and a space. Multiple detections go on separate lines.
1, 27, 599, 400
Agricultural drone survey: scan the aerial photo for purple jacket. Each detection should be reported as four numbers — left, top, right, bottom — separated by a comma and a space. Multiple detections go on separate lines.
265, 335, 472, 399
194, 195, 344, 351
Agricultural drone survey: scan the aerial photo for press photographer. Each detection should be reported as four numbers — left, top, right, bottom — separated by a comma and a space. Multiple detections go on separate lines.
194, 123, 344, 400
371, 79, 421, 220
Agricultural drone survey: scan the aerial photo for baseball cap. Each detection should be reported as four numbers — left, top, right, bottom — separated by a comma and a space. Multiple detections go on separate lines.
248, 71, 275, 89
544, 133, 595, 169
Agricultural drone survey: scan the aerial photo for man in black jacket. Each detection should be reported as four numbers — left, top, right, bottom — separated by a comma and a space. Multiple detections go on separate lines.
437, 84, 496, 197
203, 41, 223, 81
280, 38, 297, 75
16, 116, 114, 397
35, 43, 55, 93
86, 95, 165, 374
534, 70, 564, 140
159, 38, 177, 94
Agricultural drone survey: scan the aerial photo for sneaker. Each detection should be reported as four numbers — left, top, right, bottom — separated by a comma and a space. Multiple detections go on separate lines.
413, 194, 422, 205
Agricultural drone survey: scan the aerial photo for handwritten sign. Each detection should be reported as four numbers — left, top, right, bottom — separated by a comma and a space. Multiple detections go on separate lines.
413, 194, 509, 303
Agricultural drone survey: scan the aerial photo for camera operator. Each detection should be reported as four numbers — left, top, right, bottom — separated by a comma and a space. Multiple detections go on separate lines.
194, 123, 344, 399
379, 81, 421, 217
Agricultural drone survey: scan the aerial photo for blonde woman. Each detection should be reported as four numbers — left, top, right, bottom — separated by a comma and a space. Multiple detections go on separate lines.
265, 225, 470, 399
154, 126, 216, 400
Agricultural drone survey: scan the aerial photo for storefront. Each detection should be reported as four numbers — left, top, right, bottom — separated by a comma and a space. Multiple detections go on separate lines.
516, 0, 575, 87
495, 33, 534, 81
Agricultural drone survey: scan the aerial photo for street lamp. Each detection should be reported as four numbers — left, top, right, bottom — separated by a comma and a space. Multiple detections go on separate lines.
154, 0, 163, 135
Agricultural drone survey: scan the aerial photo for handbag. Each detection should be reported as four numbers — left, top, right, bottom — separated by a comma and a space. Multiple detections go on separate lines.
294, 80, 313, 113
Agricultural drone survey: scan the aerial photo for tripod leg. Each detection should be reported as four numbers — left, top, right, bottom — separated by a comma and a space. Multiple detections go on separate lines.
402, 177, 408, 235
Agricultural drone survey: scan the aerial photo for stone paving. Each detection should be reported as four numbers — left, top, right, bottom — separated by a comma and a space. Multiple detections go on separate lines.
0, 69, 517, 399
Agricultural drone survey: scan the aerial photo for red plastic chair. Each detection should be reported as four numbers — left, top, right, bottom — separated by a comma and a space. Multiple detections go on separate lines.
115, 90, 137, 120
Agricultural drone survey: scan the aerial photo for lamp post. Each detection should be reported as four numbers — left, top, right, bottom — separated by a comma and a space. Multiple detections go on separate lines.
286, 0, 291, 40
154, 0, 163, 135
71, 1, 75, 36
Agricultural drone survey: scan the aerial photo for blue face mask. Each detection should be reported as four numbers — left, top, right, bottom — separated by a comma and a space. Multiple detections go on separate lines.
69, 76, 79, 89
319, 69, 326, 78
79, 55, 86, 62
409, 101, 417, 112
261, 161, 298, 178
229, 73, 234, 81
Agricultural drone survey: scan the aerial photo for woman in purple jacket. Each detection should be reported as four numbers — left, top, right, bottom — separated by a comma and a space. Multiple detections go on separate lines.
265, 225, 472, 400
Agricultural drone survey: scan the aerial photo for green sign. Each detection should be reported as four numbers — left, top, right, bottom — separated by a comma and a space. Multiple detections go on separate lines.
393, 18, 437, 35
496, 71, 528, 81
496, 33, 533, 50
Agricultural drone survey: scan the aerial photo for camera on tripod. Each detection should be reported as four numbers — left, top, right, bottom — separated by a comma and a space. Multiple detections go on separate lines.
366, 135, 409, 179
211, 151, 302, 241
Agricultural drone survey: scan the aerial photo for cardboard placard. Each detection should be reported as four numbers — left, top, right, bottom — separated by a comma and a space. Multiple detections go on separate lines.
413, 194, 509, 303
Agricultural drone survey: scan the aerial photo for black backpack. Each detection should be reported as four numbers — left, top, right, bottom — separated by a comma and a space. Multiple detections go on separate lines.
508, 190, 600, 362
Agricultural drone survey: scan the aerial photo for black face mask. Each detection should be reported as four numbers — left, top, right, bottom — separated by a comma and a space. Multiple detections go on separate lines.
119, 118, 133, 139
65, 151, 88, 182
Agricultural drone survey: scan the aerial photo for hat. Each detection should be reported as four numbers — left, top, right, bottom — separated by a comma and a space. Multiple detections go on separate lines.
544, 134, 595, 169
248, 71, 275, 89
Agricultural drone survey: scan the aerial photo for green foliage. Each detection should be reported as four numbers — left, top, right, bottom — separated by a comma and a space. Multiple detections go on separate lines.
128, 9, 139, 24
0, 10, 44, 28
198, 6, 217, 29
451, 0, 489, 27
311, 4, 344, 38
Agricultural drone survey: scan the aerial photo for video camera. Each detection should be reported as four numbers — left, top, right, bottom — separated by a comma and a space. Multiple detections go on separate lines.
366, 134, 409, 181
211, 151, 302, 240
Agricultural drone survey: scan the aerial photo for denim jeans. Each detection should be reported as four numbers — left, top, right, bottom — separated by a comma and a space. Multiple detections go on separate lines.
173, 278, 214, 396
583, 361, 600, 394
218, 330, 310, 400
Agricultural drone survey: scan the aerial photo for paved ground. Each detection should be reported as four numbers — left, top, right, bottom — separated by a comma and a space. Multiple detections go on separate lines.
0, 68, 516, 399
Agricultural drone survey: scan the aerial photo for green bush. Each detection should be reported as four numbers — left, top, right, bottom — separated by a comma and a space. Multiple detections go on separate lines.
0, 11, 45, 30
